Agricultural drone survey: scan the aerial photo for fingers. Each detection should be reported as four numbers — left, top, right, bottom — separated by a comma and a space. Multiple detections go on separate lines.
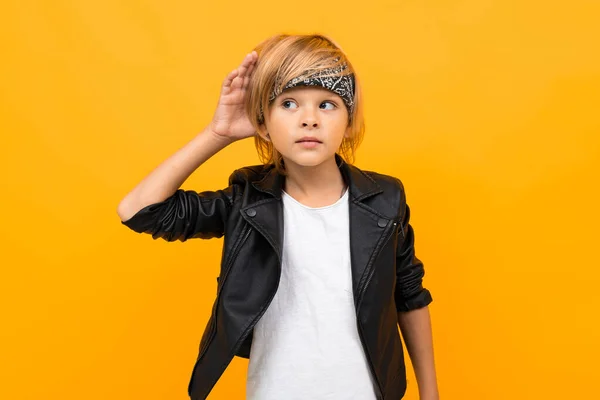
244, 59, 257, 88
222, 69, 239, 89
243, 51, 258, 89
222, 51, 258, 91
237, 51, 257, 80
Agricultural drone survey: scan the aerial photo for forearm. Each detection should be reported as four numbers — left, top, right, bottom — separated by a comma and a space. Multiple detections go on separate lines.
117, 126, 231, 221
398, 306, 439, 398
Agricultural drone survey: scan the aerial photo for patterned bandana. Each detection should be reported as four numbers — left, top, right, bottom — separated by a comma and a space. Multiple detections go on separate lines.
263, 61, 355, 120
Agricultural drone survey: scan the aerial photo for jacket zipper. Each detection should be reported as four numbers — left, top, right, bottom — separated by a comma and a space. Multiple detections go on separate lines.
232, 250, 282, 356
355, 218, 398, 400
196, 225, 251, 361
195, 246, 283, 400
360, 219, 399, 298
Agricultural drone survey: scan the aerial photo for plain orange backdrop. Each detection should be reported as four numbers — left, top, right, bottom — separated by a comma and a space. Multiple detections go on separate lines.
1, 1, 599, 399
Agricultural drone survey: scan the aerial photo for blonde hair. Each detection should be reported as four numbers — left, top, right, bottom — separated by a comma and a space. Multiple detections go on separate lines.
245, 33, 365, 174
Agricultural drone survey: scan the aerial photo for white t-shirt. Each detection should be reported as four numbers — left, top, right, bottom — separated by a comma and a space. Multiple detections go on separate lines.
246, 187, 378, 400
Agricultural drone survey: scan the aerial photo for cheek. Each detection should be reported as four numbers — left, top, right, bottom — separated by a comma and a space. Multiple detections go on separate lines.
265, 120, 291, 148
330, 116, 350, 136
268, 118, 290, 138
267, 109, 288, 126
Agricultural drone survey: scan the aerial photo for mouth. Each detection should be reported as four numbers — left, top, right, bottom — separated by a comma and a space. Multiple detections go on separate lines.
296, 137, 322, 144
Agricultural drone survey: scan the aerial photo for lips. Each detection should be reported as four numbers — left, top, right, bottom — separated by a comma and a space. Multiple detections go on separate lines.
296, 136, 322, 143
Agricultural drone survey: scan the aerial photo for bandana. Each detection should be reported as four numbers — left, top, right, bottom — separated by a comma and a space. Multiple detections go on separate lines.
260, 61, 355, 122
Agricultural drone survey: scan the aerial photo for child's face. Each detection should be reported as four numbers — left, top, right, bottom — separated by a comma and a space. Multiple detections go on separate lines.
262, 86, 350, 168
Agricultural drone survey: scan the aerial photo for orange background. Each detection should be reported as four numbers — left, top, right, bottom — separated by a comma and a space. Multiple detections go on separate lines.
1, 1, 599, 399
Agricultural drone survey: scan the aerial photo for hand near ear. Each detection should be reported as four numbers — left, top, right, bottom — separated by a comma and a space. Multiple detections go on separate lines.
209, 51, 259, 143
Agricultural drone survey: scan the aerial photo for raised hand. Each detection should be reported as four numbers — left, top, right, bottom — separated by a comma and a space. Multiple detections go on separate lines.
209, 51, 259, 142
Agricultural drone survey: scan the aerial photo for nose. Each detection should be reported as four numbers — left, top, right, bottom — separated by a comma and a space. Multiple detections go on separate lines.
301, 108, 319, 128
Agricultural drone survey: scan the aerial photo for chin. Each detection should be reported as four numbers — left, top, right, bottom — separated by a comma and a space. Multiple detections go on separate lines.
283, 151, 333, 168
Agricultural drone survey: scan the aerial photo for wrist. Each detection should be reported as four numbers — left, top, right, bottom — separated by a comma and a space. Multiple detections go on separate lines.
204, 124, 235, 146
419, 387, 440, 400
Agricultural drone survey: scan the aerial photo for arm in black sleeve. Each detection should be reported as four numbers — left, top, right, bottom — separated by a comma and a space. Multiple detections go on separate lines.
394, 185, 433, 312
120, 170, 242, 242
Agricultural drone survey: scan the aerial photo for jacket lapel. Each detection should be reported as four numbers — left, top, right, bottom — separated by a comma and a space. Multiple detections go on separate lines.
339, 158, 391, 307
241, 154, 389, 306
241, 166, 285, 261
241, 198, 284, 261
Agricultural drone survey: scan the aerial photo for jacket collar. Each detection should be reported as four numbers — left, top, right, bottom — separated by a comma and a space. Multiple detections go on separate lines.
250, 153, 383, 202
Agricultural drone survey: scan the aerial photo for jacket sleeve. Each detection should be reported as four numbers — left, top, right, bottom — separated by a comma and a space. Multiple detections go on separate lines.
394, 186, 433, 312
120, 170, 243, 242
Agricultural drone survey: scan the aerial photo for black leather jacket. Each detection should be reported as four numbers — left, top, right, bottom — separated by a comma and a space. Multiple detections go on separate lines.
121, 154, 433, 400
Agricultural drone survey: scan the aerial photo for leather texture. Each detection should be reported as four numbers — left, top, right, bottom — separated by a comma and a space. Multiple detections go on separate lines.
121, 154, 433, 400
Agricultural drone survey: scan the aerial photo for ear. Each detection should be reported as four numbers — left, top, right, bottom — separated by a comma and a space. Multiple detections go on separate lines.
344, 125, 352, 139
257, 123, 271, 142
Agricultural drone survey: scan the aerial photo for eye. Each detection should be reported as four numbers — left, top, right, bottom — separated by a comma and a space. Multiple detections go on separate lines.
281, 99, 336, 110
282, 100, 297, 109
320, 101, 337, 110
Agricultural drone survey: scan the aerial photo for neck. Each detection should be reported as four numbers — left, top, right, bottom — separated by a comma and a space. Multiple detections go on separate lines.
282, 156, 346, 205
